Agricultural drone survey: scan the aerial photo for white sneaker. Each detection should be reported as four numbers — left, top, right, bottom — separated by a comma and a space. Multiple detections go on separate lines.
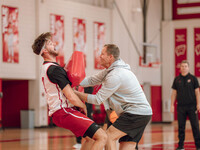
72, 143, 82, 149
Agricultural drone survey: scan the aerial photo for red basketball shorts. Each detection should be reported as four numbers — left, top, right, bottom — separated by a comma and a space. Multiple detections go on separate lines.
52, 107, 94, 137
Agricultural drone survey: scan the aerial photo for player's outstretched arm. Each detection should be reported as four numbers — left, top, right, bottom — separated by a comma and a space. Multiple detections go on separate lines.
74, 90, 88, 103
62, 84, 87, 114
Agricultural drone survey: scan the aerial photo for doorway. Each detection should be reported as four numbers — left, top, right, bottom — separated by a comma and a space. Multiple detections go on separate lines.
2, 80, 28, 128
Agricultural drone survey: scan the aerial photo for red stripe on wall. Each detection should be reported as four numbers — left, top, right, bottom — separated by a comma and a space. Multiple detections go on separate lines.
151, 86, 162, 122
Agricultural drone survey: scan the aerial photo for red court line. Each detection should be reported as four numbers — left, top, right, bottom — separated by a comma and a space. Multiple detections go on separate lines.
139, 142, 196, 150
145, 129, 192, 133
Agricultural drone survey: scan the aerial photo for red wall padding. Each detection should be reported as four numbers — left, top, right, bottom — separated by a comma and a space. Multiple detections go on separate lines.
2, 80, 28, 128
151, 86, 162, 122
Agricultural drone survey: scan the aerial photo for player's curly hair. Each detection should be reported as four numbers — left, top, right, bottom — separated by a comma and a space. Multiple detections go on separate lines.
32, 32, 52, 55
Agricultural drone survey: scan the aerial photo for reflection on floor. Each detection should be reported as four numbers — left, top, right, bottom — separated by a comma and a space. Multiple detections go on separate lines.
0, 121, 197, 150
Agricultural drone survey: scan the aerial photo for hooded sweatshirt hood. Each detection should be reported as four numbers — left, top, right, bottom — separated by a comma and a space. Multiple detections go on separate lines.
80, 58, 152, 116
107, 59, 131, 72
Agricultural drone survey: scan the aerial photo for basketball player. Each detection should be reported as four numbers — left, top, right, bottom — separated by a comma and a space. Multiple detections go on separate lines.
32, 32, 107, 150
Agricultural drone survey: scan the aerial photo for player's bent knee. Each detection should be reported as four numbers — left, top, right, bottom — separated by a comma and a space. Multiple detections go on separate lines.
84, 136, 94, 145
106, 130, 118, 141
98, 129, 107, 142
84, 136, 92, 142
100, 131, 107, 143
93, 128, 107, 143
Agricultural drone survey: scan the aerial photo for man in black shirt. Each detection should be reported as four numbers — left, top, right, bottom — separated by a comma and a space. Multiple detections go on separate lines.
171, 60, 200, 150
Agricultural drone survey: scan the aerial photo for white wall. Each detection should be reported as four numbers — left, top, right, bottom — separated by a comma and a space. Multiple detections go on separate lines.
0, 0, 163, 126
38, 0, 111, 76
0, 0, 36, 79
111, 0, 162, 85
163, 0, 172, 20
62, 0, 107, 7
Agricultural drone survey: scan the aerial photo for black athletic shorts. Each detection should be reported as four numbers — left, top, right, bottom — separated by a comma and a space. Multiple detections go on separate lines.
83, 122, 100, 138
112, 113, 152, 143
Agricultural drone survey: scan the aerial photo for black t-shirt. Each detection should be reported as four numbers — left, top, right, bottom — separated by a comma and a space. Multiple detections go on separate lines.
172, 73, 199, 106
44, 61, 72, 90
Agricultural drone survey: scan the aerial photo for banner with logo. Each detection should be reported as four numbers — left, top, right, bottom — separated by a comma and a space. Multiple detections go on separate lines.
94, 22, 105, 69
194, 28, 200, 77
50, 14, 64, 67
2, 5, 19, 63
175, 28, 187, 76
73, 18, 86, 66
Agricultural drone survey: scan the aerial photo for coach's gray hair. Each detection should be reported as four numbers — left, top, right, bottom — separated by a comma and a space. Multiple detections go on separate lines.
104, 44, 120, 60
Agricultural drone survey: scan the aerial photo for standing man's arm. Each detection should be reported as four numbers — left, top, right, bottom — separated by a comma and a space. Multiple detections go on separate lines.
75, 74, 121, 110
195, 88, 200, 112
170, 89, 177, 113
80, 69, 107, 87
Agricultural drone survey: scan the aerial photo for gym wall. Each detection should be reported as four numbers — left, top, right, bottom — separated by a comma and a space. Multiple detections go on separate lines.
0, 0, 36, 79
162, 19, 200, 122
0, 0, 163, 126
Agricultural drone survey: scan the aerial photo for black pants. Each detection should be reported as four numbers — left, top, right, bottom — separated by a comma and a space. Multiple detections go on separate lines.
177, 105, 200, 148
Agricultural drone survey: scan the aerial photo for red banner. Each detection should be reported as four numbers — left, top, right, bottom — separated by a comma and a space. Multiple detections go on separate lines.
73, 18, 86, 66
175, 28, 187, 76
2, 5, 19, 63
94, 22, 105, 69
194, 28, 200, 77
50, 14, 65, 67
173, 0, 200, 20
73, 18, 86, 52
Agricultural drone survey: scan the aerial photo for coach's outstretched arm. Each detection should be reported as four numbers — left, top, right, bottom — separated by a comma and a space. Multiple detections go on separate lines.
80, 69, 108, 87
74, 73, 121, 111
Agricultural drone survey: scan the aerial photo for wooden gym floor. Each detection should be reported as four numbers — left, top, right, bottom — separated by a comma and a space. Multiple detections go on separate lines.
0, 121, 197, 150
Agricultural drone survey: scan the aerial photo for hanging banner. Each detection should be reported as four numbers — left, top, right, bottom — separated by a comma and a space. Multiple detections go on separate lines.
175, 28, 187, 76
50, 14, 65, 67
73, 18, 86, 66
173, 0, 200, 20
94, 22, 105, 69
2, 5, 19, 63
194, 28, 200, 77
